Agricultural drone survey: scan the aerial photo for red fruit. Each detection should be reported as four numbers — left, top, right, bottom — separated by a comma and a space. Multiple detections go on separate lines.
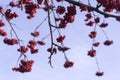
64, 60, 74, 68
88, 49, 96, 57
67, 6, 76, 16
59, 19, 67, 28
47, 47, 57, 53
0, 29, 7, 36
58, 46, 70, 52
59, 22, 67, 28
64, 14, 75, 23
9, 1, 16, 7
13, 12, 19, 18
17, 46, 28, 53
56, 6, 66, 14
0, 20, 5, 27
86, 21, 94, 26
0, 7, 3, 13
29, 40, 38, 46
31, 49, 39, 54
100, 23, 108, 28
85, 13, 92, 20
93, 42, 100, 47
79, 5, 88, 11
56, 35, 66, 42
96, 71, 104, 76
5, 9, 18, 21
94, 17, 100, 23
31, 31, 39, 37
37, 41, 45, 45
3, 37, 18, 45
12, 67, 19, 72
37, 0, 43, 4
104, 40, 113, 46
89, 31, 97, 38
12, 59, 34, 73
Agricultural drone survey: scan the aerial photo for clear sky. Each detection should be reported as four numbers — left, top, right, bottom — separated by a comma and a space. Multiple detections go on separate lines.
0, 0, 120, 80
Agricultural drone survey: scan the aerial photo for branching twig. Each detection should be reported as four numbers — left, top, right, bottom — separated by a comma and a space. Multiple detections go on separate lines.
64, 0, 120, 18
46, 1, 54, 68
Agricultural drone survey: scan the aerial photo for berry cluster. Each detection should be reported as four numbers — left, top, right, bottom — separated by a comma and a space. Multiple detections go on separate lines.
0, 29, 7, 36
96, 71, 104, 76
5, 9, 18, 21
31, 31, 40, 37
56, 6, 66, 14
0, 20, 5, 27
27, 40, 38, 54
0, 0, 118, 77
0, 7, 3, 13
37, 0, 43, 4
47, 47, 57, 53
88, 49, 96, 57
17, 46, 28, 54
12, 59, 34, 73
64, 60, 74, 68
56, 35, 66, 43
96, 0, 120, 12
3, 37, 18, 45
24, 2, 40, 19
55, 5, 76, 28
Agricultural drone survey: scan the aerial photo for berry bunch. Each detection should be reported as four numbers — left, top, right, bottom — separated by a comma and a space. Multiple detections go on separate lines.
3, 37, 18, 45
88, 49, 96, 57
5, 9, 18, 21
64, 60, 74, 68
24, 2, 40, 19
96, 0, 120, 12
0, 0, 119, 77
12, 59, 34, 73
0, 20, 5, 27
17, 46, 28, 54
96, 71, 104, 76
27, 40, 38, 54
56, 6, 66, 14
56, 35, 66, 43
31, 31, 40, 37
0, 29, 7, 36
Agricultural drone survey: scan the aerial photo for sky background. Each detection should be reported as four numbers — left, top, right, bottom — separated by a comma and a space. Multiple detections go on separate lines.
0, 0, 120, 80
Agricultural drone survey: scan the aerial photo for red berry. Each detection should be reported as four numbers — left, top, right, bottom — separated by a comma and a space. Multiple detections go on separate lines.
96, 71, 104, 76
17, 46, 28, 53
89, 31, 97, 38
88, 49, 96, 57
0, 7, 3, 13
31, 31, 40, 37
56, 6, 65, 14
58, 46, 70, 52
47, 47, 57, 53
94, 17, 100, 23
64, 60, 74, 68
37, 41, 45, 45
100, 23, 108, 28
86, 21, 94, 26
56, 35, 66, 42
93, 42, 100, 47
104, 40, 113, 46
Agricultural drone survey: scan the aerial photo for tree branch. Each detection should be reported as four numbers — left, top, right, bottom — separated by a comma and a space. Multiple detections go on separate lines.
64, 0, 120, 18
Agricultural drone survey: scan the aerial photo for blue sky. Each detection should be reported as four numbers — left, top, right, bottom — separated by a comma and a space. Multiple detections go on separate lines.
0, 0, 120, 80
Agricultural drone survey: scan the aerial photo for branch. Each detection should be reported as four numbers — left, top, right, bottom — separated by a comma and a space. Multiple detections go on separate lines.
64, 0, 120, 18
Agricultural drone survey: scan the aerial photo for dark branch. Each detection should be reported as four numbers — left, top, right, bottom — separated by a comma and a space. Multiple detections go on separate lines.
64, 0, 120, 18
